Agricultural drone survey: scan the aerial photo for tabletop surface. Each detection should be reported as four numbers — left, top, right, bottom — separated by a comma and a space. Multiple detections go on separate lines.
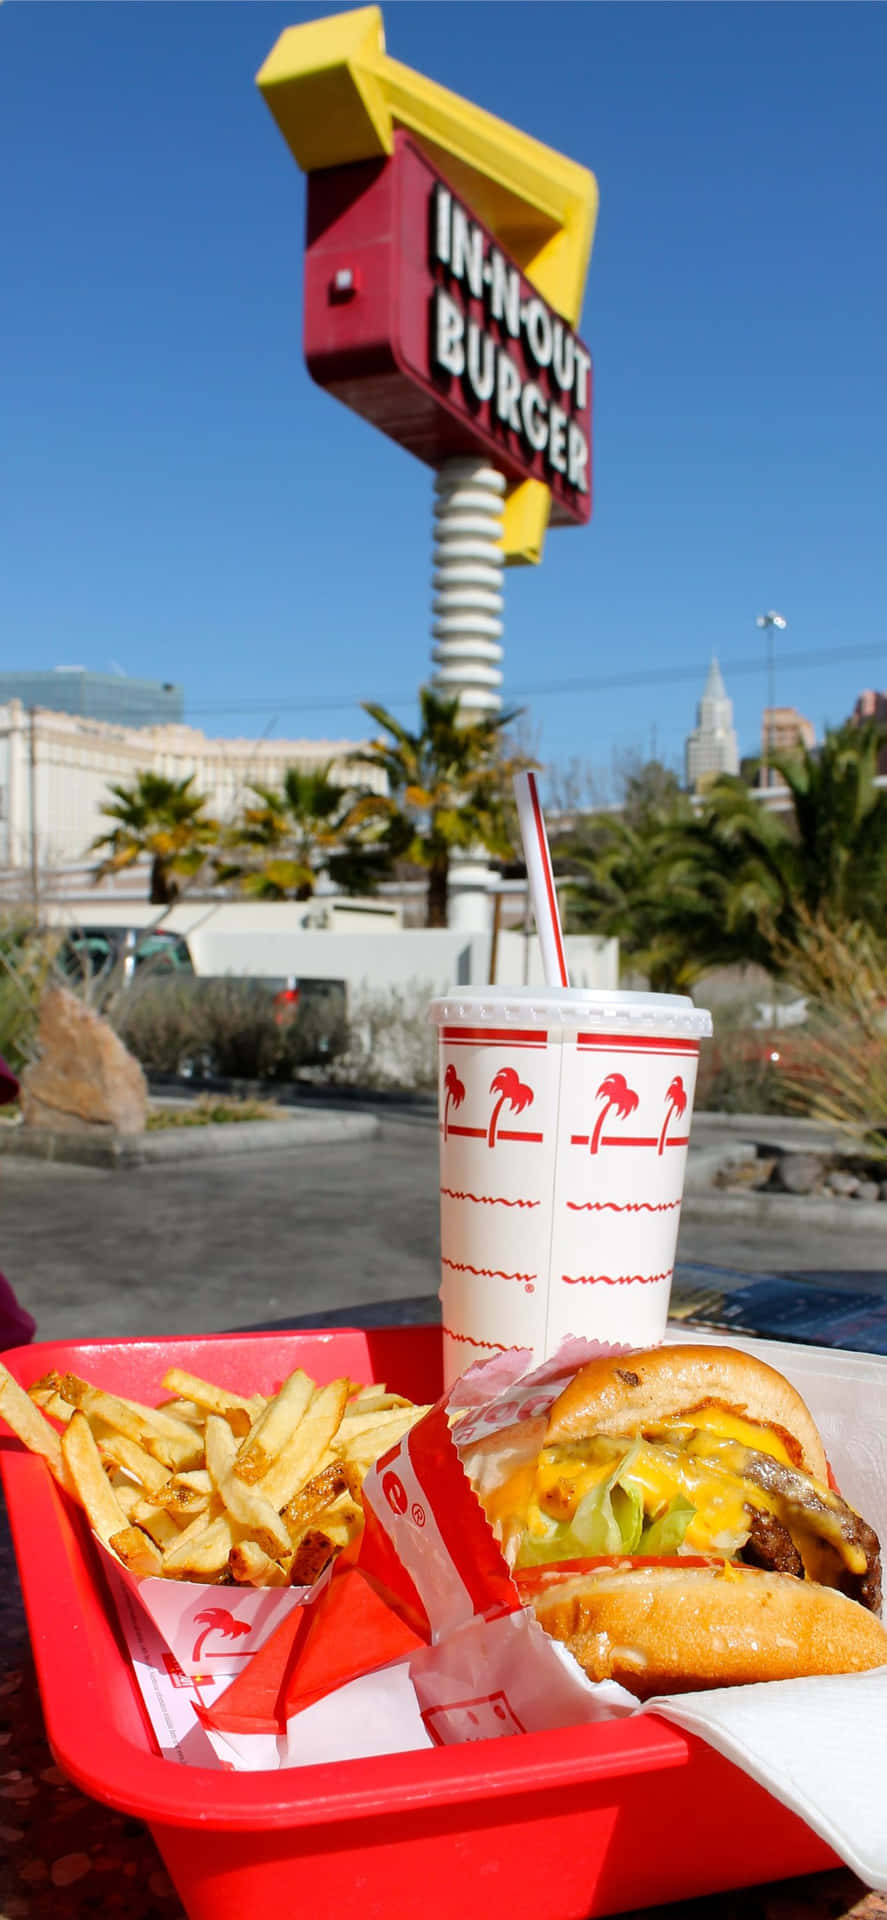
2, 1300, 887, 1920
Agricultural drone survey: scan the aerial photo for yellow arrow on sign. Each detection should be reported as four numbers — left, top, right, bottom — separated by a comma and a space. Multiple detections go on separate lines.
256, 6, 599, 564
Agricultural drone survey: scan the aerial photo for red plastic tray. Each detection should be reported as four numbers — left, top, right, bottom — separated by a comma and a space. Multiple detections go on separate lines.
0, 1329, 836, 1920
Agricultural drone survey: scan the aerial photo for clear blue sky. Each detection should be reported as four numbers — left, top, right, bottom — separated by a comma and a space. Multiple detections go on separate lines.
3, 3, 885, 794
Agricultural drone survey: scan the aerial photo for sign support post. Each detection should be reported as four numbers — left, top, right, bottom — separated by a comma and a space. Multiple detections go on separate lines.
431, 458, 505, 931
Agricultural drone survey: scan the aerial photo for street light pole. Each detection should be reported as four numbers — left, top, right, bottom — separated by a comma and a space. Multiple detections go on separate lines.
755, 611, 787, 791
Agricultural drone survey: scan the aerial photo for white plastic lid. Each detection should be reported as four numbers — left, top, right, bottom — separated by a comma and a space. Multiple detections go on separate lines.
428, 985, 713, 1038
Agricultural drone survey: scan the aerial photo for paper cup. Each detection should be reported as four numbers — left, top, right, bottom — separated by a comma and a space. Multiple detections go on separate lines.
429, 988, 713, 1385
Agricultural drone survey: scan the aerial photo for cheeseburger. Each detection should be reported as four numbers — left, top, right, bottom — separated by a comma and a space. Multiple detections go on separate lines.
461, 1344, 887, 1697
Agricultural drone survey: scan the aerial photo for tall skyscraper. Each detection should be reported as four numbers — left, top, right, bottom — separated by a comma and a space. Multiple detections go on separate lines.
685, 657, 739, 791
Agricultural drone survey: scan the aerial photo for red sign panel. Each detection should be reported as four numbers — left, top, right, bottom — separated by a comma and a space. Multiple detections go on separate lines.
304, 132, 592, 527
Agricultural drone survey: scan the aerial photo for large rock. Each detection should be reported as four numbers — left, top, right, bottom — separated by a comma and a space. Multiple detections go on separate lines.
20, 987, 148, 1135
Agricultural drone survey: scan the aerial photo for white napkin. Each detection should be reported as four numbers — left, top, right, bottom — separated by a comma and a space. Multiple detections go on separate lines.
641, 1667, 887, 1887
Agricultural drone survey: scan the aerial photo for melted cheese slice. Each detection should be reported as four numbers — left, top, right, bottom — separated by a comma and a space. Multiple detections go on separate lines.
648, 1408, 794, 1465
487, 1414, 867, 1576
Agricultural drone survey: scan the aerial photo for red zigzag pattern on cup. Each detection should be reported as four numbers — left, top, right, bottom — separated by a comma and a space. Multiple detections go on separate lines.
566, 1199, 681, 1213
562, 1269, 674, 1287
441, 1328, 518, 1352
441, 1188, 540, 1208
441, 1258, 535, 1293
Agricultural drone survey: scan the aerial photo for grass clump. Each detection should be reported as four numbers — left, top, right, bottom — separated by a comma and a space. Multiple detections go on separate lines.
147, 1097, 279, 1130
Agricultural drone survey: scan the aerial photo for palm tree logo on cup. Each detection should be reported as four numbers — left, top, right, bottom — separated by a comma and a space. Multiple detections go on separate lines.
442, 1064, 466, 1141
487, 1068, 534, 1147
658, 1075, 687, 1154
590, 1073, 640, 1154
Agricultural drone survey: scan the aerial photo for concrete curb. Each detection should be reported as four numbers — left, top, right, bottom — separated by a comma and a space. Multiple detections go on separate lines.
680, 1131, 887, 1228
681, 1187, 887, 1230
0, 1109, 381, 1168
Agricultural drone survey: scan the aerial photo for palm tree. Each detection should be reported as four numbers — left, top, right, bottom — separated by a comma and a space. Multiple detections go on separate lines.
664, 722, 887, 973
565, 722, 887, 985
219, 763, 372, 902
348, 688, 528, 928
590, 1072, 639, 1154
90, 772, 218, 906
487, 1067, 533, 1146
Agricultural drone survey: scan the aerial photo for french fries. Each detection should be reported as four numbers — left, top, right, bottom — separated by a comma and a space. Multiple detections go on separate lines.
0, 1366, 64, 1481
0, 1355, 429, 1589
61, 1410, 133, 1551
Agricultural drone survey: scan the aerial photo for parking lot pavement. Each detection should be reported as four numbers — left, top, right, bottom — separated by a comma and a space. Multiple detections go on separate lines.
1, 1102, 885, 1346
0, 1111, 440, 1342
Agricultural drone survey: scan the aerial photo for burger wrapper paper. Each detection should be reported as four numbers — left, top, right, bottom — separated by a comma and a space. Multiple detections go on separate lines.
199, 1332, 887, 1888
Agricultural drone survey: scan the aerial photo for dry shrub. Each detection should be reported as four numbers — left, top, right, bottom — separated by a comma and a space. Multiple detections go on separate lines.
770, 916, 887, 1157
693, 1022, 790, 1116
111, 973, 438, 1094
0, 914, 58, 1079
111, 977, 286, 1081
321, 982, 437, 1092
111, 975, 347, 1082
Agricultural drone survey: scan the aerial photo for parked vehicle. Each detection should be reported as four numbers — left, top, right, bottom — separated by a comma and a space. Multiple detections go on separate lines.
55, 925, 194, 987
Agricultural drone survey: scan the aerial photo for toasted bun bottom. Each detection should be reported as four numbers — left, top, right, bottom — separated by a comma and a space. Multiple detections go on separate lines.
546, 1345, 829, 1483
532, 1565, 887, 1698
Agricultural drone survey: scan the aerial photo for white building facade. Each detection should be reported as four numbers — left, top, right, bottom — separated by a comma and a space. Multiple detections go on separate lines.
685, 657, 740, 790
0, 703, 621, 994
0, 700, 384, 888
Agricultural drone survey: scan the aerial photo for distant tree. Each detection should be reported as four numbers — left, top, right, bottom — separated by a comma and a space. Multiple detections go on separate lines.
90, 772, 218, 906
562, 759, 695, 989
620, 757, 684, 827
348, 688, 529, 928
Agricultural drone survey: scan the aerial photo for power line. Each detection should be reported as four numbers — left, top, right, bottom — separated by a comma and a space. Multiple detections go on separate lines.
186, 640, 886, 720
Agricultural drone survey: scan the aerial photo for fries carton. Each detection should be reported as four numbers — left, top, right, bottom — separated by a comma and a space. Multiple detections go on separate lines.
0, 1350, 430, 1683
101, 1547, 308, 1678
198, 1334, 887, 1891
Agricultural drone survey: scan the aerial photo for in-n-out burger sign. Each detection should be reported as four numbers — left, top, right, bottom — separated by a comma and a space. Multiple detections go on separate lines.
430, 183, 591, 501
303, 130, 592, 527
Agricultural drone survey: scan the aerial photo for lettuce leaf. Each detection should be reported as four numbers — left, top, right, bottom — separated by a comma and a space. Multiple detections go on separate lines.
516, 1441, 654, 1565
638, 1496, 695, 1555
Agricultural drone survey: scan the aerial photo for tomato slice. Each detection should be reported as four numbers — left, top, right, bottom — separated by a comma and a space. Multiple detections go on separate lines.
513, 1554, 728, 1596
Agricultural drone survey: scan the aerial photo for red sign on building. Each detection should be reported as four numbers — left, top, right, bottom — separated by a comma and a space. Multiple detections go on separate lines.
304, 132, 592, 527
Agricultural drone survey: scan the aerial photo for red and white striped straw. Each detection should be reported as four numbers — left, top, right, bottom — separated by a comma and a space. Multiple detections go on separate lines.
513, 769, 570, 989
